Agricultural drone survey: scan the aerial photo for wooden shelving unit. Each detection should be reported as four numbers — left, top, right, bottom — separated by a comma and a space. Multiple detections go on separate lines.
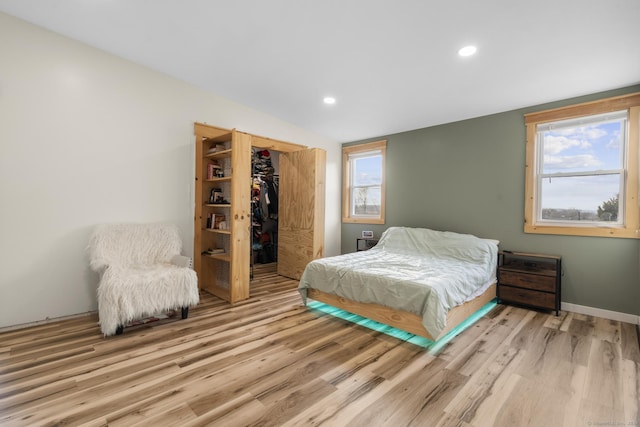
194, 123, 251, 304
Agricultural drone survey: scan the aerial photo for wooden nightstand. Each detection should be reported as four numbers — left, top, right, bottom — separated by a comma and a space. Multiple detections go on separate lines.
497, 251, 561, 315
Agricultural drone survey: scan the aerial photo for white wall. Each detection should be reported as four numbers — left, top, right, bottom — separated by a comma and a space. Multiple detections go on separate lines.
0, 13, 340, 329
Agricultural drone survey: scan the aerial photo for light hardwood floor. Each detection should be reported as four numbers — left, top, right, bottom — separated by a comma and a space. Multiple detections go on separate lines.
1, 263, 639, 426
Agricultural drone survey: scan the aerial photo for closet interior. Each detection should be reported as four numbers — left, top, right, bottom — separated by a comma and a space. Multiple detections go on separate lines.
251, 148, 280, 277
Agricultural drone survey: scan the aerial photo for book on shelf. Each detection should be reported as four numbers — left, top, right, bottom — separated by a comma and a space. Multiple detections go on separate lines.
203, 248, 225, 255
214, 214, 225, 229
209, 188, 225, 204
208, 188, 230, 205
207, 213, 226, 229
207, 162, 223, 179
206, 144, 226, 154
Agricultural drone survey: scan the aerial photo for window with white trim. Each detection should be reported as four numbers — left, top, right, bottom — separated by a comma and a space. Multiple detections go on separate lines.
524, 93, 640, 238
342, 140, 386, 224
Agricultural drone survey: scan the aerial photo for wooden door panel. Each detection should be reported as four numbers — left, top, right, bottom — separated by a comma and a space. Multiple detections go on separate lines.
277, 148, 326, 280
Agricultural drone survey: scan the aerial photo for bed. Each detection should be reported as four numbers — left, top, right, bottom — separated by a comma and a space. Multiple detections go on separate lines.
298, 227, 499, 341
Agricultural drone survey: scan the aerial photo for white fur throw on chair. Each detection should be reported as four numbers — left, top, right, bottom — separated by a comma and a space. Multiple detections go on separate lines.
88, 223, 199, 336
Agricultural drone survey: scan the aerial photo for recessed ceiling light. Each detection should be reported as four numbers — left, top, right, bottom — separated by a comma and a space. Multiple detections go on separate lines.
323, 96, 336, 105
458, 45, 477, 57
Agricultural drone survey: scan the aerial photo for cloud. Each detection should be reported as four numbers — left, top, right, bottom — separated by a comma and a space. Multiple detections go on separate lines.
544, 135, 592, 155
554, 126, 607, 140
606, 130, 621, 149
544, 154, 602, 169
581, 127, 607, 140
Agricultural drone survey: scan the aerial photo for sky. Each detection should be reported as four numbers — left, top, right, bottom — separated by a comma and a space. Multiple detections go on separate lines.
540, 117, 624, 212
352, 155, 382, 208
353, 155, 382, 186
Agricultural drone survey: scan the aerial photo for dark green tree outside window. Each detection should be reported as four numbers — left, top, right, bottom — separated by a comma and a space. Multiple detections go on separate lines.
597, 194, 619, 221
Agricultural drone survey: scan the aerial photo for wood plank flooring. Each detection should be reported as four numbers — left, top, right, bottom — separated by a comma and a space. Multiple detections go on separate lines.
1, 263, 638, 426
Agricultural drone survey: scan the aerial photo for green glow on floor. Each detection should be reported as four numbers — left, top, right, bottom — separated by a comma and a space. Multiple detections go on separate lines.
307, 298, 497, 352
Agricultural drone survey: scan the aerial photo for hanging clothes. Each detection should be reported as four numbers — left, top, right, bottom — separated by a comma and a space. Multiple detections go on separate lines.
251, 149, 279, 264
265, 178, 278, 218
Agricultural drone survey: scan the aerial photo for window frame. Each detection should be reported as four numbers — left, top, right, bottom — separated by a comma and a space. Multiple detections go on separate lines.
524, 92, 640, 238
342, 140, 386, 224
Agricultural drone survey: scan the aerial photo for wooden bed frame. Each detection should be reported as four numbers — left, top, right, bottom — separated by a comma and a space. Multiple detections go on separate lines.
307, 282, 497, 341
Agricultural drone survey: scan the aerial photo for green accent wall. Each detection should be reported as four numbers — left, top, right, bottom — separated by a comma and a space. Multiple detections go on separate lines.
342, 85, 640, 316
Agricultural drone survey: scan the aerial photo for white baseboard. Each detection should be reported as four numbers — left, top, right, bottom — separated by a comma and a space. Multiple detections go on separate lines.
561, 302, 640, 325
3, 304, 638, 333
0, 311, 96, 333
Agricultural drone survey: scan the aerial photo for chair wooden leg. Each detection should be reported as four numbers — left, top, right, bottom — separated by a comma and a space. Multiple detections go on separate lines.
181, 306, 189, 319
115, 325, 124, 335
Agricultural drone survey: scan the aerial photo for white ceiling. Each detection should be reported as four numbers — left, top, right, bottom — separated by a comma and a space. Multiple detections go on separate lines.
1, 0, 639, 142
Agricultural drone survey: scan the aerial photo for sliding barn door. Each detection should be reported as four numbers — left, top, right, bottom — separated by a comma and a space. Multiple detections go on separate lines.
277, 148, 326, 280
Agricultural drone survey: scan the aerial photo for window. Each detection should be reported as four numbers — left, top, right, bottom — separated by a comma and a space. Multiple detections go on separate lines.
342, 140, 386, 224
524, 93, 640, 238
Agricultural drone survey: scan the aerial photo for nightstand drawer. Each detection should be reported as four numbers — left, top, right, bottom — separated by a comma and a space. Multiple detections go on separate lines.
499, 271, 556, 292
499, 286, 556, 310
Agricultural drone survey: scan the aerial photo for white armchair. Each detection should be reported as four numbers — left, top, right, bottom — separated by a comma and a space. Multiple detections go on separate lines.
88, 223, 199, 336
